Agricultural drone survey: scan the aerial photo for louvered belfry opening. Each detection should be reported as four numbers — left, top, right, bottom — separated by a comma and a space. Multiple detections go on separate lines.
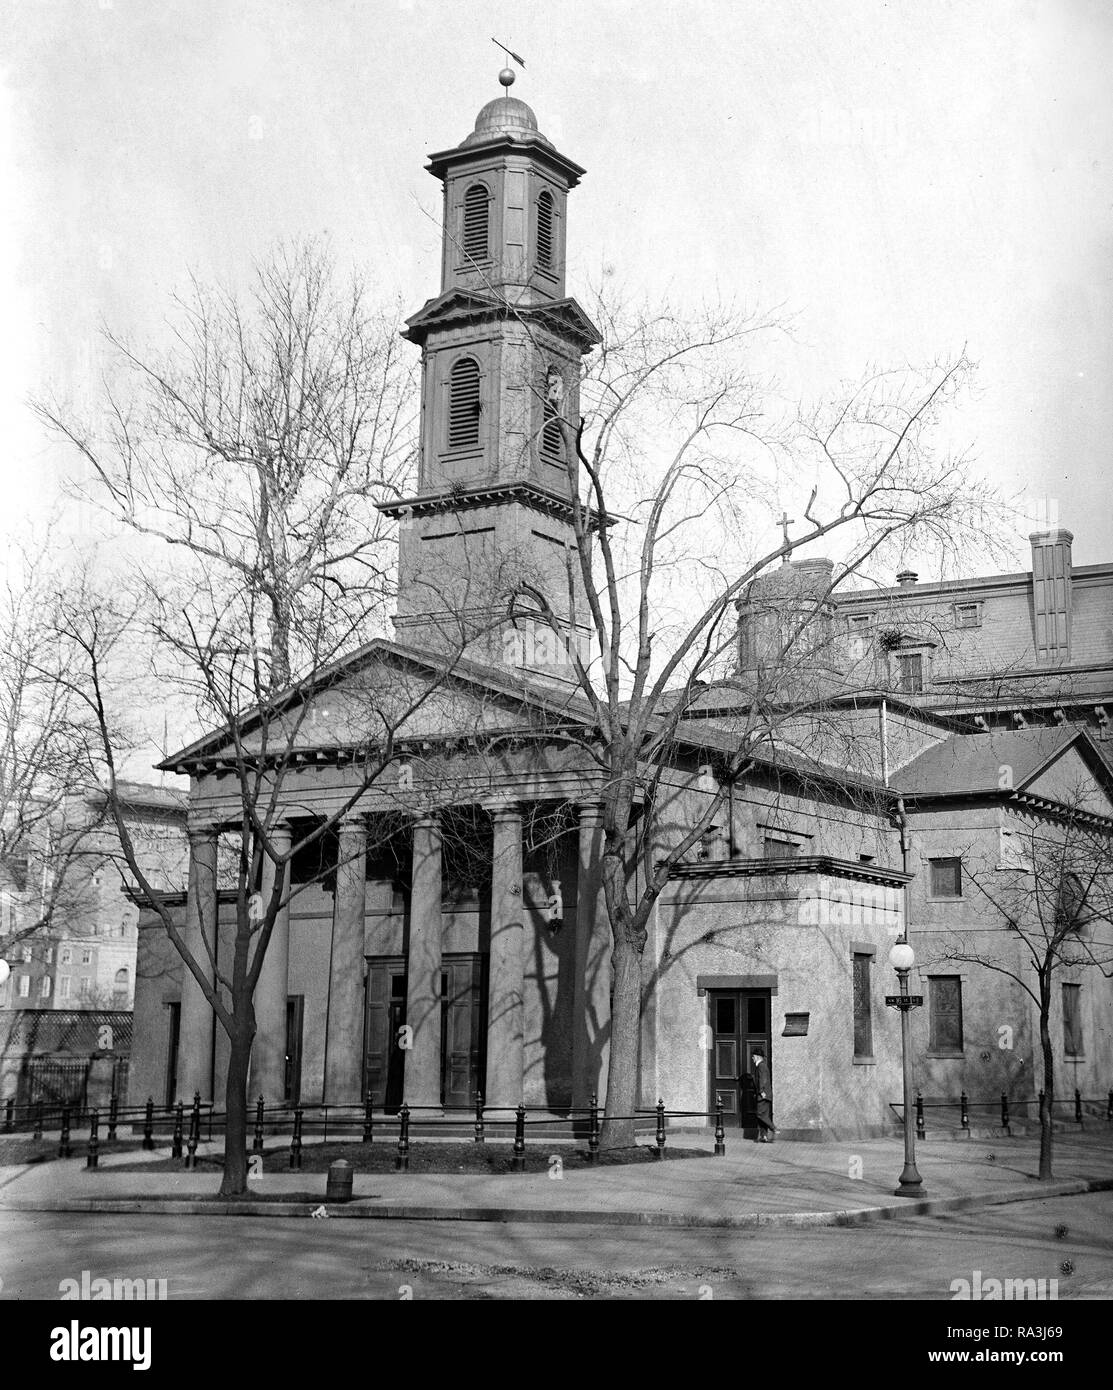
542, 400, 563, 458
448, 357, 481, 449
536, 190, 554, 270
463, 184, 489, 262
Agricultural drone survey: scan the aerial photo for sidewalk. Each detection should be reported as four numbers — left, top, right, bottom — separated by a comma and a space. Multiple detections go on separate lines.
2, 1129, 1112, 1228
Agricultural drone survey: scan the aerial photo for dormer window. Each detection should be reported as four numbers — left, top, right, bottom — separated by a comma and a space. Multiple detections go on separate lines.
536, 190, 555, 270
462, 184, 490, 262
447, 357, 481, 449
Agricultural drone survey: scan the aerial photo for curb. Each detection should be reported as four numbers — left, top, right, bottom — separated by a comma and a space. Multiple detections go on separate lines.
3, 1176, 1110, 1228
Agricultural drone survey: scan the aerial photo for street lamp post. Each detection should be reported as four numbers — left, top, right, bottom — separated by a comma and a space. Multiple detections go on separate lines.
887, 940, 925, 1198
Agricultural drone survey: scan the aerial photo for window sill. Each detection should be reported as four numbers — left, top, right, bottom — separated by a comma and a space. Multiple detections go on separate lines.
925, 896, 963, 904
852, 1055, 876, 1066
925, 1051, 964, 1060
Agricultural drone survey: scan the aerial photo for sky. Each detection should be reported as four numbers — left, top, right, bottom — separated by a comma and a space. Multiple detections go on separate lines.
1, 0, 1111, 567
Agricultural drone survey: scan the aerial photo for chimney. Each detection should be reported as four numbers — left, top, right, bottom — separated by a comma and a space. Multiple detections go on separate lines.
896, 569, 917, 589
1030, 528, 1073, 664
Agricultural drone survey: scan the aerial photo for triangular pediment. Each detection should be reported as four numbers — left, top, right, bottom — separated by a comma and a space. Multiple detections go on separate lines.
402, 288, 502, 341
1018, 736, 1113, 818
162, 639, 595, 771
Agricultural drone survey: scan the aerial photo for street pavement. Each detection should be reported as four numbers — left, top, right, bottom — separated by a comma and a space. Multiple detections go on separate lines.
2, 1127, 1112, 1228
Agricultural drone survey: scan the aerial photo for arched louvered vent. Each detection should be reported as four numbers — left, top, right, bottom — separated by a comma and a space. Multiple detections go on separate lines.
542, 401, 563, 458
463, 184, 489, 262
448, 357, 481, 449
536, 190, 554, 270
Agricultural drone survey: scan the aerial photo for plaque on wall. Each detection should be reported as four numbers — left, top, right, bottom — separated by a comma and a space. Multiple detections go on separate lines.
782, 1012, 809, 1036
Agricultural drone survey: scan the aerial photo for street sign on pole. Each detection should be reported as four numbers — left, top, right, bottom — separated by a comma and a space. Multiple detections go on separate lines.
885, 994, 923, 1010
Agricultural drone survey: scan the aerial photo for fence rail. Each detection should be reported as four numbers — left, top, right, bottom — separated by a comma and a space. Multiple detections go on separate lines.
888, 1087, 1113, 1136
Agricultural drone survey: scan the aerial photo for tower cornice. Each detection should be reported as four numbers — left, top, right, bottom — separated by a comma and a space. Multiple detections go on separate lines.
426, 135, 586, 189
377, 479, 612, 531
402, 288, 601, 351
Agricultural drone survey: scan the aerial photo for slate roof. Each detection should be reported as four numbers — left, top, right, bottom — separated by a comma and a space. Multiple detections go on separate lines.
891, 726, 1105, 797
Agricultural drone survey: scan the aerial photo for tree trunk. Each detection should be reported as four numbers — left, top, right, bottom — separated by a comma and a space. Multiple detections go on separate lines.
1038, 1007, 1054, 1181
220, 1024, 253, 1198
601, 930, 642, 1150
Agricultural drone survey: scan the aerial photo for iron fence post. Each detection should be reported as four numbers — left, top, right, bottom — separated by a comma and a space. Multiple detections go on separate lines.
59, 1105, 72, 1159
474, 1091, 485, 1144
362, 1091, 374, 1144
1001, 1092, 1010, 1130
142, 1097, 154, 1150
172, 1101, 184, 1159
1075, 1088, 1083, 1125
588, 1093, 599, 1162
513, 1104, 526, 1172
33, 1099, 43, 1142
4, 1098, 13, 1132
290, 1106, 303, 1170
1108, 1089, 1112, 1122
915, 1090, 925, 1140
107, 1092, 118, 1143
396, 1103, 410, 1171
253, 1095, 265, 1154
959, 1090, 969, 1130
86, 1109, 99, 1169
714, 1098, 725, 1156
655, 1098, 666, 1158
185, 1096, 201, 1169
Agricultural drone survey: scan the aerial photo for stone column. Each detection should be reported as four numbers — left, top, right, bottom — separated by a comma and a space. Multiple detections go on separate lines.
573, 800, 612, 1107
404, 814, 443, 1110
249, 822, 292, 1105
485, 803, 524, 1110
324, 815, 368, 1104
178, 824, 218, 1102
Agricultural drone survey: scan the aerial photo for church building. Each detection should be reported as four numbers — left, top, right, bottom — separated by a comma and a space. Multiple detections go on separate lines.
128, 81, 1113, 1139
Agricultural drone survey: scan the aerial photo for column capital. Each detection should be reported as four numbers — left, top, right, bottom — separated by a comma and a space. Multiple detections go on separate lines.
576, 799, 605, 826
337, 812, 369, 834
187, 820, 220, 845
485, 800, 522, 823
410, 811, 441, 830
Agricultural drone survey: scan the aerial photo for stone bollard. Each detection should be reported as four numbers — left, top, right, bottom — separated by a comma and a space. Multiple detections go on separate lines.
326, 1159, 353, 1203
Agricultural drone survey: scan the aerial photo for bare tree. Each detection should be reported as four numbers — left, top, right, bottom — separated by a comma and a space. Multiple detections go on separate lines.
0, 536, 110, 957
925, 791, 1113, 1179
511, 290, 1008, 1146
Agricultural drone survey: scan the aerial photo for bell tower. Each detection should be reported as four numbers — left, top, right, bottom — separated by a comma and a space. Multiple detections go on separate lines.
380, 71, 600, 677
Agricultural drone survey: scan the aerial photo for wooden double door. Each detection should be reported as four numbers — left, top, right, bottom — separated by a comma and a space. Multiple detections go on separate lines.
364, 955, 486, 1110
708, 989, 772, 1130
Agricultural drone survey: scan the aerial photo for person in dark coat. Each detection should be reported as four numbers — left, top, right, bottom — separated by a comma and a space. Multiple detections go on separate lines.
749, 1049, 776, 1142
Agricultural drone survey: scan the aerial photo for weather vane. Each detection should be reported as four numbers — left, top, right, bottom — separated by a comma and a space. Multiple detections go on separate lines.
492, 36, 525, 89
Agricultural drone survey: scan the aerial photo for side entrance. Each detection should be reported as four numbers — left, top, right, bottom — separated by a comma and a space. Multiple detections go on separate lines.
707, 988, 772, 1132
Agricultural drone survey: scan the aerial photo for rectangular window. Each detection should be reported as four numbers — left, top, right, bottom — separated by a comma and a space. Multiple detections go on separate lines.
954, 602, 982, 629
18, 975, 30, 998
79, 977, 91, 997
929, 857, 963, 898
60, 977, 71, 1000
81, 949, 92, 965
1062, 984, 1083, 1057
896, 652, 924, 693
20, 944, 32, 963
763, 836, 799, 861
40, 976, 51, 998
852, 953, 873, 1058
60, 948, 72, 965
929, 976, 964, 1053
45, 946, 54, 963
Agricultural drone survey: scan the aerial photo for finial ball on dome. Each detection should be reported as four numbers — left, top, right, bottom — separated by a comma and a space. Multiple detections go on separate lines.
498, 66, 515, 88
